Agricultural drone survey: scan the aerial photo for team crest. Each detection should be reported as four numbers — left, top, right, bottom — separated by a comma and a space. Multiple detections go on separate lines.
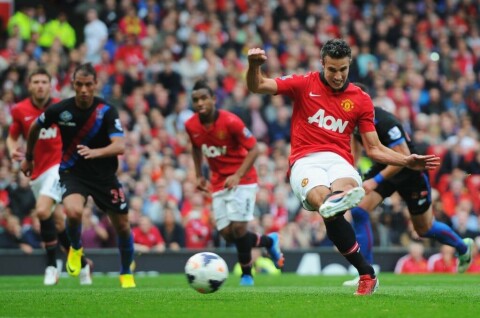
216, 130, 227, 140
59, 111, 72, 122
301, 178, 309, 187
341, 99, 354, 112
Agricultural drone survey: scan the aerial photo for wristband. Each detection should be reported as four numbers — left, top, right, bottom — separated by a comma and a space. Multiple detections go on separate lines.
373, 173, 384, 184
25, 153, 34, 161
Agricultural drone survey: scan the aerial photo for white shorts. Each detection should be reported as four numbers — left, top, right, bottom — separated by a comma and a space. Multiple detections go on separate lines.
212, 184, 257, 230
290, 152, 362, 211
29, 164, 62, 203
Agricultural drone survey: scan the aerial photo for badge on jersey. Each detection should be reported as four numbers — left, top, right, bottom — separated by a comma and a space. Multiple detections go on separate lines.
243, 127, 252, 138
340, 99, 354, 112
114, 118, 123, 131
279, 74, 293, 80
388, 126, 402, 140
60, 111, 73, 122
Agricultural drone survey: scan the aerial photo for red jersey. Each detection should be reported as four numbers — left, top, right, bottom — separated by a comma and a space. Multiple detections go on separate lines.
132, 226, 164, 248
394, 255, 429, 274
427, 253, 457, 273
8, 98, 62, 180
185, 110, 257, 192
275, 72, 376, 166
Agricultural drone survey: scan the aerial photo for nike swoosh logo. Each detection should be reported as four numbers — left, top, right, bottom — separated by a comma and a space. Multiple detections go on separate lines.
418, 198, 427, 206
66, 262, 76, 274
24, 116, 34, 121
309, 92, 322, 97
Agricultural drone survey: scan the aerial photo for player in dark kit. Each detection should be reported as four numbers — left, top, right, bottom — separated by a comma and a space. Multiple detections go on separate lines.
185, 80, 284, 286
8, 67, 92, 285
247, 39, 440, 295
21, 63, 135, 288
343, 85, 474, 286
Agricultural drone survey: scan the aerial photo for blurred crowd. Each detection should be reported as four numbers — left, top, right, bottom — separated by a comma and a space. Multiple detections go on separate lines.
1, 0, 480, 256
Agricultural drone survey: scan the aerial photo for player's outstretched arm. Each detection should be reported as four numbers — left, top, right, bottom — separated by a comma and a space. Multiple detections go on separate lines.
361, 131, 440, 170
246, 48, 278, 95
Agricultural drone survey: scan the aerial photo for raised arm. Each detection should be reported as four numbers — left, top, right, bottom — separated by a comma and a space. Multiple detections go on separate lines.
246, 48, 278, 94
360, 130, 440, 170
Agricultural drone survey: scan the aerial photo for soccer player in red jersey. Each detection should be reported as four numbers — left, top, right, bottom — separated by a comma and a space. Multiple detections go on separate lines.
185, 80, 284, 286
247, 39, 440, 295
7, 68, 91, 285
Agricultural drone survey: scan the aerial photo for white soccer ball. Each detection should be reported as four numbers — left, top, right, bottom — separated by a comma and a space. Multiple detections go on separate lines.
185, 252, 229, 294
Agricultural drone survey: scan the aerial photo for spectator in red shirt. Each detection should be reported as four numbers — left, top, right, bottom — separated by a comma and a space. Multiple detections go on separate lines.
394, 241, 429, 274
132, 216, 165, 253
427, 245, 458, 273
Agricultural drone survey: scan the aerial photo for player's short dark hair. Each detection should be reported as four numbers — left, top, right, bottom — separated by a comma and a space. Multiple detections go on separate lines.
28, 67, 51, 82
321, 39, 352, 62
192, 80, 214, 97
73, 63, 97, 81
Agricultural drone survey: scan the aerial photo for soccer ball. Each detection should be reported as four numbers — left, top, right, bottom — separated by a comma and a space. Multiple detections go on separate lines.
185, 252, 229, 294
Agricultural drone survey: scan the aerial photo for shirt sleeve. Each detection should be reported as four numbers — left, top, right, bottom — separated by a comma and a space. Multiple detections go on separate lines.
36, 107, 54, 128
357, 94, 376, 134
274, 73, 306, 99
104, 106, 124, 138
8, 107, 22, 139
228, 114, 257, 150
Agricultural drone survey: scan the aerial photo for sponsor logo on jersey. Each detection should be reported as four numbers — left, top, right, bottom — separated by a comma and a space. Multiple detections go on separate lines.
202, 144, 227, 158
341, 99, 354, 112
39, 127, 58, 139
307, 109, 349, 133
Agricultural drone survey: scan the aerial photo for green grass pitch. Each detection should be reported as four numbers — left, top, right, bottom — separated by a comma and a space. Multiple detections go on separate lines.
1, 273, 479, 318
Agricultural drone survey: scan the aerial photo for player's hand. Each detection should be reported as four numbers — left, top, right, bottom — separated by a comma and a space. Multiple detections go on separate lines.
362, 178, 377, 194
77, 145, 99, 159
405, 154, 440, 171
224, 174, 240, 190
20, 159, 34, 177
196, 177, 210, 194
10, 147, 24, 161
247, 48, 267, 66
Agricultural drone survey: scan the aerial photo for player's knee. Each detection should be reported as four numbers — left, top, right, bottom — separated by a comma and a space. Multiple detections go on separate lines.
219, 227, 234, 242
414, 224, 430, 237
64, 205, 83, 220
35, 207, 51, 220
230, 222, 247, 239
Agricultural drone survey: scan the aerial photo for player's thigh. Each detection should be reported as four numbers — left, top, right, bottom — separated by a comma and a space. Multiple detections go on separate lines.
325, 154, 362, 188
397, 172, 431, 216
212, 185, 257, 230
86, 178, 129, 215
290, 155, 330, 211
30, 164, 62, 204
358, 190, 384, 211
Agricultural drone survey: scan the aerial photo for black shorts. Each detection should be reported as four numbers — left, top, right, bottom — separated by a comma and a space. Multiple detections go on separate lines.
364, 166, 431, 215
60, 172, 128, 214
